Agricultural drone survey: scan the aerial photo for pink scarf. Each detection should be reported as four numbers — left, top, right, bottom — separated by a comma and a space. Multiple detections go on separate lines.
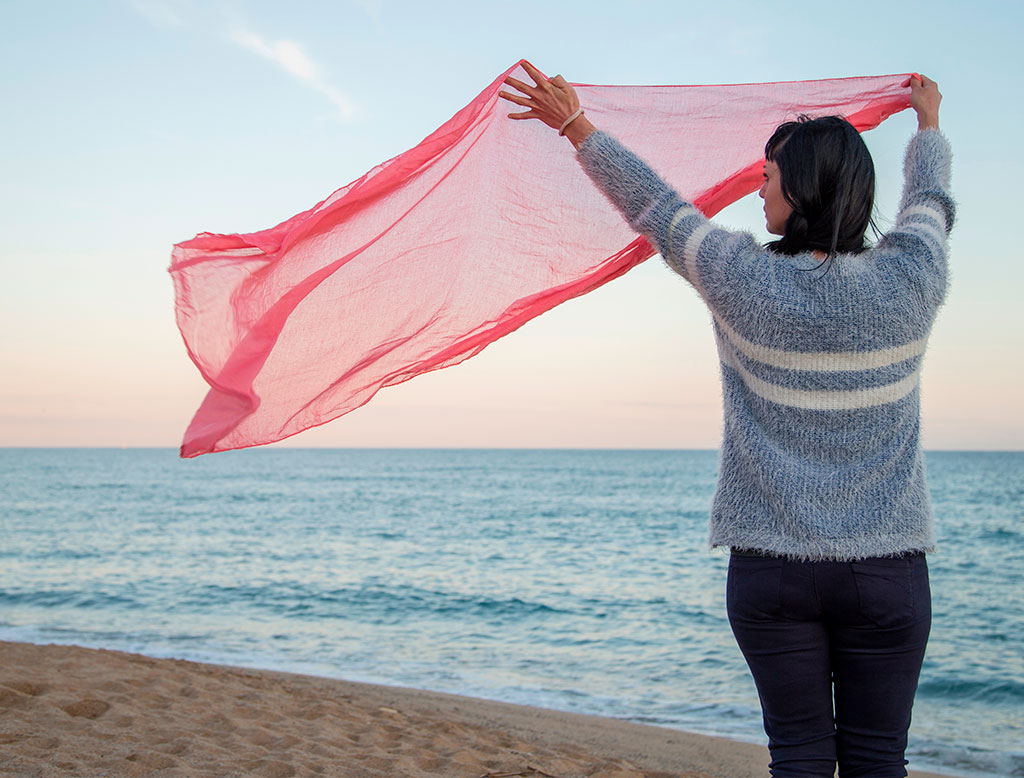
169, 61, 911, 457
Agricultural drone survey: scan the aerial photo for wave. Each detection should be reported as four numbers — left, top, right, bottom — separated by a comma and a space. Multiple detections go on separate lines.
917, 675, 1024, 705
176, 582, 571, 623
0, 589, 142, 609
909, 737, 1024, 778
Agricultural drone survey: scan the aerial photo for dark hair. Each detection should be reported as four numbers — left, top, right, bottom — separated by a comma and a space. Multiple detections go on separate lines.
764, 115, 876, 262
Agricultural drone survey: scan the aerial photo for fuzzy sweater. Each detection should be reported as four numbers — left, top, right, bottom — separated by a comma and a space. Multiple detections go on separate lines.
577, 128, 955, 561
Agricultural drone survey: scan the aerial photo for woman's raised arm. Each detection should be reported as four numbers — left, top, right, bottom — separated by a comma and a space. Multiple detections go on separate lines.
877, 75, 952, 309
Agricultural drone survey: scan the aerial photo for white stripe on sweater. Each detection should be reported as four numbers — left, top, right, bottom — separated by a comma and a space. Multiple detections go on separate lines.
713, 314, 928, 372
665, 205, 699, 272
719, 338, 921, 410
900, 203, 948, 232
682, 222, 714, 291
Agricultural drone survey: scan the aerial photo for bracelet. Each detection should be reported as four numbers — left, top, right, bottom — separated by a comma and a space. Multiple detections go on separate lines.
558, 107, 584, 136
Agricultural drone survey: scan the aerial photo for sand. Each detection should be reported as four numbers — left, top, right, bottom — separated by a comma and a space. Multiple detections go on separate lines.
0, 641, 960, 778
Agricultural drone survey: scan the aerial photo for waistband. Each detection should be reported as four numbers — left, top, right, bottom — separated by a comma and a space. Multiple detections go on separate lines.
730, 547, 777, 558
730, 547, 926, 561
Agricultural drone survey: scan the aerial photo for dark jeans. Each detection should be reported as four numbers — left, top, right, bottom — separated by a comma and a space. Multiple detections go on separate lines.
727, 550, 931, 778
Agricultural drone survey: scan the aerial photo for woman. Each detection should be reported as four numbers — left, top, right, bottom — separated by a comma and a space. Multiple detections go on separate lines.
500, 63, 952, 778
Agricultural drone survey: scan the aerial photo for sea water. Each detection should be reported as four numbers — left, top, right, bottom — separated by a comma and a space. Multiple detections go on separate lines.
0, 448, 1020, 777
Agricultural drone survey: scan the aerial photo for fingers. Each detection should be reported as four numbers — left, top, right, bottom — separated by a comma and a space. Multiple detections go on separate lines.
518, 60, 571, 93
904, 73, 937, 90
507, 109, 537, 120
508, 62, 573, 96
503, 75, 535, 95
498, 90, 531, 107
519, 59, 547, 86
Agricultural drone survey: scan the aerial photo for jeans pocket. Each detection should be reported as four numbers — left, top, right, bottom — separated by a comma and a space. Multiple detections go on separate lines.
727, 555, 783, 621
850, 557, 916, 628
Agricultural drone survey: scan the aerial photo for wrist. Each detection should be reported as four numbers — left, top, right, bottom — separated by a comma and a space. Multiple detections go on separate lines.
917, 111, 940, 131
558, 107, 584, 136
564, 115, 597, 150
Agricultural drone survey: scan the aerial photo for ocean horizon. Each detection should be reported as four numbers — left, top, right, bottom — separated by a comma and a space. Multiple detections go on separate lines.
2, 448, 1021, 777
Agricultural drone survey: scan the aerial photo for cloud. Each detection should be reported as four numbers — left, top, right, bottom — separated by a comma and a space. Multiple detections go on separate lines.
229, 28, 355, 120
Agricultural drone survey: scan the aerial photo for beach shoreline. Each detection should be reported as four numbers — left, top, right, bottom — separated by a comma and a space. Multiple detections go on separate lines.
0, 640, 964, 778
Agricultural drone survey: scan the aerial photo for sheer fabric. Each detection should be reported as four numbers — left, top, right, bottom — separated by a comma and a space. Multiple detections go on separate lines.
169, 62, 911, 457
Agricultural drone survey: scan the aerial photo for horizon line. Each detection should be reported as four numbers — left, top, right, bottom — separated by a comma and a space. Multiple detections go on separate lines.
1, 446, 1021, 454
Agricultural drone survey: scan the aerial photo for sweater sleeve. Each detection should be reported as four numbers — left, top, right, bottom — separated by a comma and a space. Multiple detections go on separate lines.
575, 131, 768, 314
876, 129, 955, 308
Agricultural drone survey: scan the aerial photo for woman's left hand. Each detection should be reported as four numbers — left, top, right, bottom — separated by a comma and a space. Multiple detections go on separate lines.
499, 60, 596, 148
903, 73, 941, 131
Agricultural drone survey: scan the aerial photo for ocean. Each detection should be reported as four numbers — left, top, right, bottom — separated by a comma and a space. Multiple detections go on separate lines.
1, 448, 1020, 777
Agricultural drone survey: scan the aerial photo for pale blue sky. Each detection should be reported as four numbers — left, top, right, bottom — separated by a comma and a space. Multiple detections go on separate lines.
1, 0, 1021, 449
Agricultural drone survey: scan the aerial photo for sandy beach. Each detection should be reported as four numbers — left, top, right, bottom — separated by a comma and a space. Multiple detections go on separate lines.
0, 641, 962, 778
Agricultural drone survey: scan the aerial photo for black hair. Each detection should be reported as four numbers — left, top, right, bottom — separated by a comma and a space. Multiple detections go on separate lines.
764, 115, 876, 263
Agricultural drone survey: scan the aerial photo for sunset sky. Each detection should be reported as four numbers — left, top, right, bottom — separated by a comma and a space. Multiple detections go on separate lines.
2, 0, 1021, 450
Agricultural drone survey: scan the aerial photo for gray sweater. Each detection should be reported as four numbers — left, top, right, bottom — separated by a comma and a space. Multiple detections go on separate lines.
576, 128, 955, 561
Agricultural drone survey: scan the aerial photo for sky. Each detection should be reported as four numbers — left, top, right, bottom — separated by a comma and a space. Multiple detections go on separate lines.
1, 0, 1021, 451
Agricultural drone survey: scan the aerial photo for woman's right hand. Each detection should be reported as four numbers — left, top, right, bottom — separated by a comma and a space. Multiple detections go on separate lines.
499, 60, 597, 149
904, 74, 941, 131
